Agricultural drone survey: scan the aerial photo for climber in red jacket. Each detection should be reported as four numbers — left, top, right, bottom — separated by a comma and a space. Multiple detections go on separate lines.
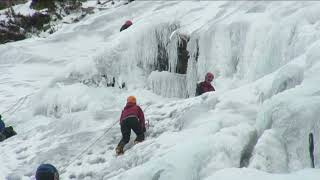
196, 72, 215, 96
116, 96, 145, 155
120, 20, 133, 32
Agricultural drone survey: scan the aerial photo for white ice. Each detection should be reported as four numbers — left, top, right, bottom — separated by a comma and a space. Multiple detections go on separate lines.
0, 1, 320, 180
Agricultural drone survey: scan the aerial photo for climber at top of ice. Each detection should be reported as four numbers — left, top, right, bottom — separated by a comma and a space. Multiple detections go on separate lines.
120, 20, 133, 32
35, 164, 59, 180
115, 96, 145, 155
195, 72, 215, 96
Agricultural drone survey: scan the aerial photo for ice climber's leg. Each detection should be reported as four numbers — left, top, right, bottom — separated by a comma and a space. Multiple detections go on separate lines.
116, 120, 131, 154
127, 117, 144, 143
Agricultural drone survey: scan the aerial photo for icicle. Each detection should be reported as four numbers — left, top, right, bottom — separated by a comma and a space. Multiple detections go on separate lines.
169, 29, 178, 41
167, 32, 179, 73
131, 22, 180, 73
148, 71, 187, 98
92, 21, 181, 90
186, 35, 200, 97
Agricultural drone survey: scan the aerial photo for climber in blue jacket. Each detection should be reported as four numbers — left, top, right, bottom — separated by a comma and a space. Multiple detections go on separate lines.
0, 114, 17, 142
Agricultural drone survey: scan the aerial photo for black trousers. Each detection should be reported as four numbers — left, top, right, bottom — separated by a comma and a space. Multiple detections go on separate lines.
118, 117, 144, 147
0, 126, 16, 142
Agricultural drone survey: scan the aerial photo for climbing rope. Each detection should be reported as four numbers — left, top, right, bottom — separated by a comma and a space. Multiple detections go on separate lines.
143, 104, 152, 129
60, 103, 152, 173
1, 93, 33, 116
60, 119, 119, 173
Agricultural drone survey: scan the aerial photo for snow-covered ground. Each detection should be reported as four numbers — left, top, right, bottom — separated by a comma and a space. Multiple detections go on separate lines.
0, 1, 35, 21
0, 1, 320, 180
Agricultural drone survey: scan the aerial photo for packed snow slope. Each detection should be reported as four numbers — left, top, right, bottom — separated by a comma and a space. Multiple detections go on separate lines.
1, 1, 320, 179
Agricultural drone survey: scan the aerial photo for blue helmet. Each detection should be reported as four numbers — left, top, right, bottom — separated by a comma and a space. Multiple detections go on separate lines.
36, 164, 59, 180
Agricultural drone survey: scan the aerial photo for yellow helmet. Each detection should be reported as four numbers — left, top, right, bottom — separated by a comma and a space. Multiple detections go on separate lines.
127, 96, 136, 104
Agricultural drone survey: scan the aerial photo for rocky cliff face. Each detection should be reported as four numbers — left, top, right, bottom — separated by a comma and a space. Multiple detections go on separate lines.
0, 0, 27, 10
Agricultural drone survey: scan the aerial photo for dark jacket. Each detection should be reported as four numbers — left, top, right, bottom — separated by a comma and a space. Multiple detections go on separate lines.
196, 81, 215, 96
120, 103, 145, 128
120, 22, 132, 32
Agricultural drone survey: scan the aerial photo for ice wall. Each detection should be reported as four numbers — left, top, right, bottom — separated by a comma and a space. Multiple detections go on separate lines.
92, 21, 180, 90
45, 2, 320, 173
3, 2, 320, 178
183, 2, 320, 97
148, 71, 187, 98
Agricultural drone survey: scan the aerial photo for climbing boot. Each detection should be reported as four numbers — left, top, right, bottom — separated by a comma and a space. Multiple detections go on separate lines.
134, 139, 144, 145
0, 133, 6, 142
134, 134, 145, 144
116, 145, 124, 155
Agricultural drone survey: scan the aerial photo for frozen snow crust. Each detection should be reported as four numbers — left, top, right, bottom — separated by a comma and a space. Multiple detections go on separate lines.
1, 1, 320, 180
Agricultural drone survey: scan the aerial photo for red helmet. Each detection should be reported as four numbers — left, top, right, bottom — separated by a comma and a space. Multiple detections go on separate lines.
125, 20, 133, 25
205, 72, 214, 82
